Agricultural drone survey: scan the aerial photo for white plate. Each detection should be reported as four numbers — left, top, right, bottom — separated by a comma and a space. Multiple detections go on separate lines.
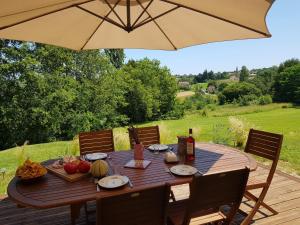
148, 144, 169, 151
170, 165, 198, 176
85, 153, 107, 161
98, 175, 129, 189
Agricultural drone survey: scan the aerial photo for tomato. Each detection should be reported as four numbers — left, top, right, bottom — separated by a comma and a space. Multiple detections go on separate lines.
64, 162, 78, 174
78, 160, 91, 173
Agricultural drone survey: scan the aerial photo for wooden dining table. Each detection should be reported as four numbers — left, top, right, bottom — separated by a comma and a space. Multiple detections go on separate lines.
7, 143, 257, 224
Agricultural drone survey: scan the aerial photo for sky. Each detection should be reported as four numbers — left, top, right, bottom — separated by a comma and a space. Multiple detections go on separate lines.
124, 0, 300, 75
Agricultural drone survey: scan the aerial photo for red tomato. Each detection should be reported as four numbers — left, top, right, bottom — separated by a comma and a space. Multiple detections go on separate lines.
64, 162, 78, 174
78, 160, 91, 173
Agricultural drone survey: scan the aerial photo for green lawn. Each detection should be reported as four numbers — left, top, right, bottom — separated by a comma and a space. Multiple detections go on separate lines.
0, 103, 299, 194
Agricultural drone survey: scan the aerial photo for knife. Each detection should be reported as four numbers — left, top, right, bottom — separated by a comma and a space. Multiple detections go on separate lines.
128, 178, 133, 188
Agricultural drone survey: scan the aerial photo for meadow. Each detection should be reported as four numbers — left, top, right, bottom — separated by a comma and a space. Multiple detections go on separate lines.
0, 103, 299, 194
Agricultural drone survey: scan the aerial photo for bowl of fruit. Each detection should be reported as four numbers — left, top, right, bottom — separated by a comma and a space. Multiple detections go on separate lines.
16, 159, 47, 182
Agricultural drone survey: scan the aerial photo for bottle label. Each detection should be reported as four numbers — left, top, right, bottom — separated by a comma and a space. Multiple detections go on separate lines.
187, 142, 193, 155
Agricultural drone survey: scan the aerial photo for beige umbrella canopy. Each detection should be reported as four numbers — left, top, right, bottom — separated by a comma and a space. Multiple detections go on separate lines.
0, 0, 274, 50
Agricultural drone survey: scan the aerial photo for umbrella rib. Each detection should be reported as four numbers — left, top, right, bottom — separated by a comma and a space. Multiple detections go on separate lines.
0, 0, 96, 31
104, 0, 126, 28
80, 0, 121, 50
161, 0, 271, 37
0, 0, 94, 19
132, 6, 179, 30
76, 6, 126, 31
136, 0, 177, 50
131, 0, 154, 28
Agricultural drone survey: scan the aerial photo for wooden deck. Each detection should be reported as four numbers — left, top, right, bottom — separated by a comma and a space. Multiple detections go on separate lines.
1, 164, 299, 225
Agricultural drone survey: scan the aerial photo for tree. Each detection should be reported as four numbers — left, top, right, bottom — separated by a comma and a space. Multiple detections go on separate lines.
278, 58, 299, 73
220, 82, 262, 103
239, 66, 249, 82
273, 64, 300, 104
120, 58, 177, 122
104, 49, 125, 69
0, 43, 179, 149
248, 67, 277, 95
0, 41, 126, 149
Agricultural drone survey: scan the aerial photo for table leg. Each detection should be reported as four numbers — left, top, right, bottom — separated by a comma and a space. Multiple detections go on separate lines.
70, 203, 83, 225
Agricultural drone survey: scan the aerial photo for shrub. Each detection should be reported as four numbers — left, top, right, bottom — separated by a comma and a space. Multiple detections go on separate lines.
212, 124, 231, 145
162, 100, 185, 120
221, 82, 262, 103
218, 93, 226, 105
258, 95, 272, 105
201, 108, 209, 117
237, 94, 258, 106
183, 93, 218, 111
228, 117, 251, 147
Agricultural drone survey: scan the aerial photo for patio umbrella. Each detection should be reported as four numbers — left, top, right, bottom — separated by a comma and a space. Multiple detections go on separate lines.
0, 0, 274, 50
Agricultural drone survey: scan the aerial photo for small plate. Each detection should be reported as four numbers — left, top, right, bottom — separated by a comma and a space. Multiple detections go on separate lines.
85, 153, 107, 161
170, 165, 198, 176
98, 175, 129, 189
148, 144, 169, 151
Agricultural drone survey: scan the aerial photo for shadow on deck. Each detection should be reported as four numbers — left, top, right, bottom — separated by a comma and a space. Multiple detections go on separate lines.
1, 165, 300, 225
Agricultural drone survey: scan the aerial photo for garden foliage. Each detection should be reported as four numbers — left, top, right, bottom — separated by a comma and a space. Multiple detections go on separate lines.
0, 41, 178, 149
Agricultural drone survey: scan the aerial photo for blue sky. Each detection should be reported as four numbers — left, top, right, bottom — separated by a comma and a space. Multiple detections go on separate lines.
125, 0, 300, 75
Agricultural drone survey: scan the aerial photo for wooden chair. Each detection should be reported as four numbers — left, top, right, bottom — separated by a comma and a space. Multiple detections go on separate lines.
168, 168, 250, 225
79, 129, 115, 155
96, 184, 171, 225
128, 125, 176, 202
78, 129, 115, 224
128, 125, 160, 149
241, 129, 283, 225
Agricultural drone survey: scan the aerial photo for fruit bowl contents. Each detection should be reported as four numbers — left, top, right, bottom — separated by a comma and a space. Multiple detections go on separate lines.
78, 160, 91, 173
16, 159, 47, 180
64, 162, 79, 174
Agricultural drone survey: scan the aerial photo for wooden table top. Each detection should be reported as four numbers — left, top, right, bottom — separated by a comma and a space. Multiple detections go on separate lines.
7, 143, 257, 209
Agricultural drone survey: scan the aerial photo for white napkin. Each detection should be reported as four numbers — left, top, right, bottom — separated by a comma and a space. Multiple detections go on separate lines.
165, 151, 178, 162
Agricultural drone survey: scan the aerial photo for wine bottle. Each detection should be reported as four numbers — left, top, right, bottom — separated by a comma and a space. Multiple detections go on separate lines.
186, 128, 195, 161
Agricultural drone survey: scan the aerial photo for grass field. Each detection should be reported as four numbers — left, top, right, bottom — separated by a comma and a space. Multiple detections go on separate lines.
176, 91, 195, 100
0, 103, 299, 194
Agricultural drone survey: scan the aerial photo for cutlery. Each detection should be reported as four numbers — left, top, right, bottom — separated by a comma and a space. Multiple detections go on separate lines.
119, 171, 133, 188
165, 167, 174, 177
197, 170, 204, 175
94, 178, 100, 192
128, 178, 133, 188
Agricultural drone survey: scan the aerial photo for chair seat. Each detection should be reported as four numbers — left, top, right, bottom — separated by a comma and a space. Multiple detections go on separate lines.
246, 176, 267, 190
168, 200, 225, 225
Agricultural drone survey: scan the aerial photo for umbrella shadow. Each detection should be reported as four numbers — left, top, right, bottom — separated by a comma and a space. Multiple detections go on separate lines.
191, 148, 224, 175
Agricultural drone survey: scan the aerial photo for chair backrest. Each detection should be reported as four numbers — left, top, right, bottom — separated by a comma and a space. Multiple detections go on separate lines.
96, 184, 170, 225
184, 168, 250, 225
128, 125, 160, 149
79, 129, 114, 155
245, 129, 283, 161
245, 128, 283, 183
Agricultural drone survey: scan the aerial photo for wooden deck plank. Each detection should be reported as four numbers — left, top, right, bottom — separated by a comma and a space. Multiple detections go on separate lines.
0, 165, 299, 225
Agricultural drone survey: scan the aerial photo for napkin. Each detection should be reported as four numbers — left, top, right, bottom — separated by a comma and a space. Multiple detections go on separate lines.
165, 151, 178, 163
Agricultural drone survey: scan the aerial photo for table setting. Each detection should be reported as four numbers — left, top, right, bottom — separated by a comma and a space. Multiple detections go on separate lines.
7, 127, 257, 214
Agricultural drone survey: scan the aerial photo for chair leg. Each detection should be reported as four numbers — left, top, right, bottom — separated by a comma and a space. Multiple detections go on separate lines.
242, 188, 273, 225
70, 203, 83, 225
244, 191, 278, 215
84, 202, 89, 224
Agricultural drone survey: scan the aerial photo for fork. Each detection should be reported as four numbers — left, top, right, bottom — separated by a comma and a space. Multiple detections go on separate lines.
94, 178, 100, 192
165, 167, 174, 177
119, 171, 133, 188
